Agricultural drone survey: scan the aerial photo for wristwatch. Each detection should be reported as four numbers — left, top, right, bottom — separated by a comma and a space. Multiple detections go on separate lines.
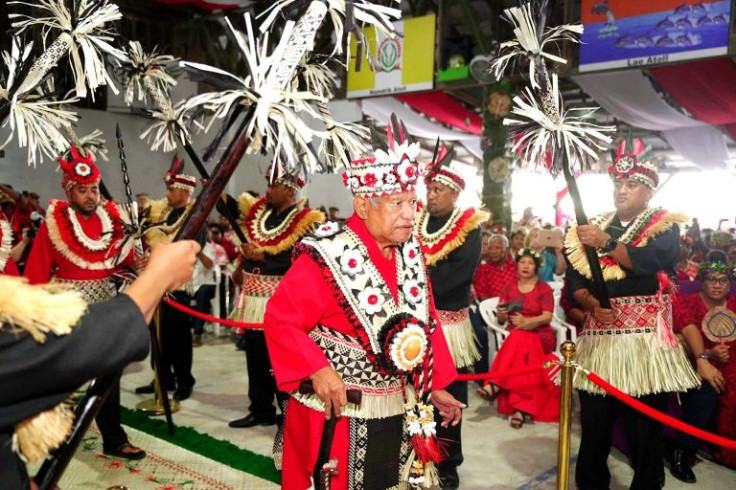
599, 236, 618, 253
697, 352, 710, 360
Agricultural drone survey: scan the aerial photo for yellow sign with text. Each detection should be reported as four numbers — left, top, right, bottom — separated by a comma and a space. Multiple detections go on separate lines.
347, 14, 436, 99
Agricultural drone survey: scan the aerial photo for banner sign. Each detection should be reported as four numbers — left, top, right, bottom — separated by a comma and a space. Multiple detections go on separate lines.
347, 14, 436, 99
579, 0, 731, 72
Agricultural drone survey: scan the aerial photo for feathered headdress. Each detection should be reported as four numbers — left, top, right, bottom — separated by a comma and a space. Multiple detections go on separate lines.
265, 161, 305, 191
342, 113, 423, 197
424, 139, 464, 192
59, 146, 100, 191
608, 135, 658, 188
164, 155, 197, 192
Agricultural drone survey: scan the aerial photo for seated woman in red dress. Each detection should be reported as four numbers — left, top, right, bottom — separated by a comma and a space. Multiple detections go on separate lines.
668, 257, 736, 482
476, 248, 560, 428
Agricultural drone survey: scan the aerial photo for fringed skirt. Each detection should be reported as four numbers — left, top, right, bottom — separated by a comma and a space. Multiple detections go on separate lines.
437, 308, 480, 369
229, 272, 281, 331
573, 294, 700, 396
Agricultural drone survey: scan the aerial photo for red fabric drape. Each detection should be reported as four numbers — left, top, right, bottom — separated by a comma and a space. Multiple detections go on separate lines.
648, 58, 736, 126
397, 92, 483, 135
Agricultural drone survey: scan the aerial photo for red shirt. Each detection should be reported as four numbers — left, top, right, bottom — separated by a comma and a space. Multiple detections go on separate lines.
219, 235, 238, 261
24, 203, 133, 284
673, 293, 736, 338
473, 254, 518, 300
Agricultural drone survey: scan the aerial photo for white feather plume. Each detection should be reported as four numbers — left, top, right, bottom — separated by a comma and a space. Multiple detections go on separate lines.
140, 102, 197, 153
10, 0, 126, 99
490, 3, 583, 90
179, 11, 330, 172
258, 0, 401, 61
119, 41, 178, 106
61, 127, 109, 161
0, 38, 78, 165
1, 95, 78, 166
505, 74, 614, 170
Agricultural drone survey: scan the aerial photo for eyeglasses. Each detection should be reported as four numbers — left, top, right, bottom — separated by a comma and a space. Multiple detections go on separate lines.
704, 277, 730, 286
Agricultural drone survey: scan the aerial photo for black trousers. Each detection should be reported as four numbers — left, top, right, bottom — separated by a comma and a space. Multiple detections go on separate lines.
96, 373, 129, 451
193, 284, 216, 335
470, 308, 490, 381
160, 291, 195, 390
576, 391, 668, 490
435, 369, 469, 470
243, 330, 287, 419
672, 382, 718, 452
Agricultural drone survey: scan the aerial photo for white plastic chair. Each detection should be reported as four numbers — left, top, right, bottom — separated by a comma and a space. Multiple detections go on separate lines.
551, 314, 578, 354
478, 297, 509, 355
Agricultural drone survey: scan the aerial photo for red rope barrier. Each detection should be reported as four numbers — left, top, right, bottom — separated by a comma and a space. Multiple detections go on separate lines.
163, 297, 263, 329
455, 364, 549, 382
587, 371, 736, 450
164, 297, 555, 384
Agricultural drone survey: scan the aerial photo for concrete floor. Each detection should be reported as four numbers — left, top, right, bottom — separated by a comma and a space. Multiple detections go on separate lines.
119, 331, 736, 489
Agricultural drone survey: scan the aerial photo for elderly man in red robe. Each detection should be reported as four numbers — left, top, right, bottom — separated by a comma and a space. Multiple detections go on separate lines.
265, 117, 464, 490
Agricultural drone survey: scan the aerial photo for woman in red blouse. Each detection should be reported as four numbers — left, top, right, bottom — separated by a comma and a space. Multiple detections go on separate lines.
476, 248, 560, 428
669, 258, 736, 481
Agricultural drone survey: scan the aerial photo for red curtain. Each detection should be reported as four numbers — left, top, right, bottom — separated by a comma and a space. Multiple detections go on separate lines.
649, 58, 736, 126
397, 92, 483, 135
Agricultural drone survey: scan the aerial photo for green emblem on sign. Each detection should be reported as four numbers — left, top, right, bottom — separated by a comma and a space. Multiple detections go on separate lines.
377, 38, 402, 73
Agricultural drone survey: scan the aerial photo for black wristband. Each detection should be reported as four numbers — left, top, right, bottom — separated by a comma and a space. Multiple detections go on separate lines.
599, 236, 618, 253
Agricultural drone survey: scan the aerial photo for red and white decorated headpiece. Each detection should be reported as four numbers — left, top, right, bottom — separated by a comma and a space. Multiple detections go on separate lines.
265, 163, 305, 191
424, 141, 464, 192
59, 147, 101, 192
342, 113, 423, 197
164, 155, 197, 193
608, 137, 659, 189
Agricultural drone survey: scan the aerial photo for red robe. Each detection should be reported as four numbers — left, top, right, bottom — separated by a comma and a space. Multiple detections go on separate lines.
265, 214, 456, 490
25, 201, 133, 284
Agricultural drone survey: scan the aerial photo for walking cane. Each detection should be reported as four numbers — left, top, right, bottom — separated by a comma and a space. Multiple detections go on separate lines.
299, 381, 362, 490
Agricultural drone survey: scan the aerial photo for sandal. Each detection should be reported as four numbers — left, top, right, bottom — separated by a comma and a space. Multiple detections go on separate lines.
476, 384, 500, 403
509, 412, 525, 429
103, 443, 147, 460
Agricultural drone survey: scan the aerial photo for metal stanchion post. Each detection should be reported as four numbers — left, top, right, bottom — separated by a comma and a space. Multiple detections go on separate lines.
557, 341, 576, 490
137, 307, 180, 415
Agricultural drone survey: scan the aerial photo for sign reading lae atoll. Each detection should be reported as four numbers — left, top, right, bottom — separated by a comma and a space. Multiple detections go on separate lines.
579, 0, 731, 72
